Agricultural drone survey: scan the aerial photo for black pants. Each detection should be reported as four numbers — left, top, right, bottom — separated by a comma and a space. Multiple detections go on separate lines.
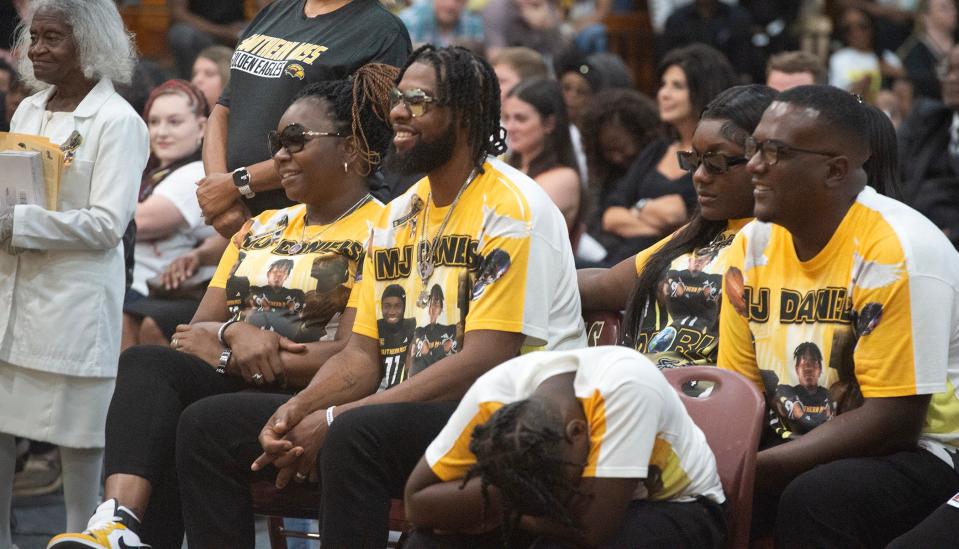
887, 497, 959, 548
775, 449, 959, 548
176, 399, 457, 548
404, 497, 726, 548
103, 345, 257, 548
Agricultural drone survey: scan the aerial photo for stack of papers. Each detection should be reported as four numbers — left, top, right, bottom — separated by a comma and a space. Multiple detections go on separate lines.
0, 132, 64, 210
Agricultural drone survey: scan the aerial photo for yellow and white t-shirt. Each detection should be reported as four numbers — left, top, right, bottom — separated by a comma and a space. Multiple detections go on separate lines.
209, 198, 382, 343
719, 187, 959, 465
351, 157, 586, 389
425, 346, 725, 504
632, 218, 751, 368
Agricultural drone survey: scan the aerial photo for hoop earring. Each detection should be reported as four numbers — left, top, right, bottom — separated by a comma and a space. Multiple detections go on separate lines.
343, 162, 349, 174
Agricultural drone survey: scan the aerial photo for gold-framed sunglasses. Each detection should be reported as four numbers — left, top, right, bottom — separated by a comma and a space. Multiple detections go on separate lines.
268, 123, 346, 156
389, 88, 436, 118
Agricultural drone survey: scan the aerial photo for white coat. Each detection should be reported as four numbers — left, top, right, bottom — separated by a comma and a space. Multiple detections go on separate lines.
0, 78, 149, 378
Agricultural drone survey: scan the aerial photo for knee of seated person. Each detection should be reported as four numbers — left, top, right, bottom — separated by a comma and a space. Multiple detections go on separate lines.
118, 344, 178, 376
176, 398, 219, 451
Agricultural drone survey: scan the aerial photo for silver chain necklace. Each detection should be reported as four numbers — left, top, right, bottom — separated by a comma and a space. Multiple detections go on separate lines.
415, 168, 477, 307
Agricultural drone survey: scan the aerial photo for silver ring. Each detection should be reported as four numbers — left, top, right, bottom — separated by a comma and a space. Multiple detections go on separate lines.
171, 337, 179, 348
294, 472, 307, 482
252, 373, 264, 383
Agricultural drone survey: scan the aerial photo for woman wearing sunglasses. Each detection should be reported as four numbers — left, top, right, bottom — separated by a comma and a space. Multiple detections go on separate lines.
578, 85, 777, 367
49, 63, 398, 549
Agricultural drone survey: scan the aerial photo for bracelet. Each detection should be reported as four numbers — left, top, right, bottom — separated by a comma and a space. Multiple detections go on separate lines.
216, 349, 231, 375
217, 319, 239, 347
326, 405, 336, 427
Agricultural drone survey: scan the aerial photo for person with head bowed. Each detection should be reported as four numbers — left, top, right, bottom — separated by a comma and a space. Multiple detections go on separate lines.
599, 44, 736, 266
404, 346, 726, 548
719, 85, 959, 546
47, 63, 398, 549
579, 84, 776, 369
173, 45, 586, 548
0, 1, 149, 545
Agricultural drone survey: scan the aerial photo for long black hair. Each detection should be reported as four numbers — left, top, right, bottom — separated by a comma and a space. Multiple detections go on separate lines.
505, 78, 579, 179
623, 85, 778, 347
862, 102, 902, 199
398, 45, 508, 173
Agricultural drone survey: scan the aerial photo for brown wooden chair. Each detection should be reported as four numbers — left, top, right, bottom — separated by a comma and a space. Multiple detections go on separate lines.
602, 9, 657, 97
661, 366, 765, 549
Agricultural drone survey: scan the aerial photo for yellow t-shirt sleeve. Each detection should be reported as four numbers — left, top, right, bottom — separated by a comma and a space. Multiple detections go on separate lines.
208, 240, 241, 289
351, 251, 378, 340
634, 233, 673, 275
463, 229, 531, 334
717, 232, 761, 388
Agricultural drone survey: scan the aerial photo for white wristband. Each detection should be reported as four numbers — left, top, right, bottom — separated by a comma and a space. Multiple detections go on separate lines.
326, 406, 336, 427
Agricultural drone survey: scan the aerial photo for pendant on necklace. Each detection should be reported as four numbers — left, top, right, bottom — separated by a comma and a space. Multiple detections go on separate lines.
416, 288, 431, 308
417, 242, 434, 279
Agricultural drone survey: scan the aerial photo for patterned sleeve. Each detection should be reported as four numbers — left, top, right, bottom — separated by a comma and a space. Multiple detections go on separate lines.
350, 250, 379, 340
717, 231, 761, 388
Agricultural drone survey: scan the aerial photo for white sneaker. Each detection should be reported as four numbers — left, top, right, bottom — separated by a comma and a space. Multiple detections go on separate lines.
47, 499, 150, 548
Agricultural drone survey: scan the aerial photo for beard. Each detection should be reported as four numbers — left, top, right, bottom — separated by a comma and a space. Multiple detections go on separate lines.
385, 121, 458, 175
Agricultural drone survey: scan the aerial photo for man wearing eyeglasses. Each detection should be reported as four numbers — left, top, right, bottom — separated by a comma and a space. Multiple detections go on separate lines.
718, 84, 959, 547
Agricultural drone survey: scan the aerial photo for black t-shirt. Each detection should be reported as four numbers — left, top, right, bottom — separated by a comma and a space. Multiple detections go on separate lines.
220, 0, 411, 214
378, 317, 416, 389
601, 139, 696, 264
411, 322, 459, 376
189, 0, 246, 24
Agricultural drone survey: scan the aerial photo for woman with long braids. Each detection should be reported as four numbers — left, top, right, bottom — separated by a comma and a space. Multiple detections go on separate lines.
404, 346, 726, 547
579, 85, 777, 366
48, 63, 399, 549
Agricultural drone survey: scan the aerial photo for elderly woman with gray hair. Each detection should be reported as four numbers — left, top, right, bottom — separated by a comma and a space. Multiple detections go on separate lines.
0, 0, 148, 544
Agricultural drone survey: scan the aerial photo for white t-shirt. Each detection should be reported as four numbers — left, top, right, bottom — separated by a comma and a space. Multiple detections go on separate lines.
131, 160, 214, 295
425, 346, 726, 504
828, 47, 902, 95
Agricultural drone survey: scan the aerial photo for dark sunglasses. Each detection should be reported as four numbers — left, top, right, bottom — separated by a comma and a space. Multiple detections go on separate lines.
677, 150, 748, 175
744, 137, 836, 166
268, 123, 346, 156
389, 88, 436, 118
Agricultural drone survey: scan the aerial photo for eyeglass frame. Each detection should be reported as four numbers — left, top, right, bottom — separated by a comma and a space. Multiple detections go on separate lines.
389, 87, 437, 118
268, 123, 347, 156
744, 136, 837, 166
677, 150, 748, 175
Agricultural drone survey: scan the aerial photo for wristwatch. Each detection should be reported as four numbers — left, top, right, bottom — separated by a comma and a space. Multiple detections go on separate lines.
232, 167, 255, 199
216, 349, 231, 375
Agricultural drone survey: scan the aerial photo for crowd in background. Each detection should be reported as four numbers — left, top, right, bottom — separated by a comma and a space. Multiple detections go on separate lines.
0, 0, 958, 548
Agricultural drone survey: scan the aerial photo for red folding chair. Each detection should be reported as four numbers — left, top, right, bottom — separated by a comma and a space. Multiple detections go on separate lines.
662, 366, 765, 549
582, 310, 623, 346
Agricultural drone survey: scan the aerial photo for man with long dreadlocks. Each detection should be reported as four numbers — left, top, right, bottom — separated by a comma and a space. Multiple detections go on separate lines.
404, 345, 726, 548
176, 45, 585, 547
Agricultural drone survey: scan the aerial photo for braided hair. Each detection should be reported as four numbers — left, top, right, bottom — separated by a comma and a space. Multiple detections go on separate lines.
292, 63, 398, 175
464, 399, 583, 544
398, 45, 508, 173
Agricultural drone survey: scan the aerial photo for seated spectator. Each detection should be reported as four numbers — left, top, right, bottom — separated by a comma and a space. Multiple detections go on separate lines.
766, 50, 826, 92
565, 0, 614, 55
403, 346, 726, 548
0, 57, 14, 93
847, 0, 917, 53
173, 46, 585, 548
168, 0, 256, 79
122, 80, 216, 351
601, 44, 735, 266
504, 78, 582, 232
400, 0, 485, 51
555, 51, 634, 183
483, 0, 567, 63
660, 0, 755, 80
719, 85, 959, 546
899, 0, 956, 101
579, 88, 659, 257
897, 43, 959, 247
46, 64, 399, 549
829, 6, 905, 102
0, 70, 27, 132
191, 45, 233, 109
579, 85, 775, 368
489, 46, 550, 103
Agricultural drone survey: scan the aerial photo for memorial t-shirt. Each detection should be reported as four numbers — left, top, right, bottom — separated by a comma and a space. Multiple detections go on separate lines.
425, 346, 726, 504
219, 0, 410, 213
209, 197, 383, 343
351, 157, 586, 389
631, 218, 751, 368
719, 187, 959, 467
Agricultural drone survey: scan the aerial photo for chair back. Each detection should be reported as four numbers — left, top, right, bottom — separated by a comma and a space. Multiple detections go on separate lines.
662, 366, 764, 549
582, 310, 622, 347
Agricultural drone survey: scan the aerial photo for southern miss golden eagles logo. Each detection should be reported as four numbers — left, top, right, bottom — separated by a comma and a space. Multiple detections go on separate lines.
285, 63, 305, 80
